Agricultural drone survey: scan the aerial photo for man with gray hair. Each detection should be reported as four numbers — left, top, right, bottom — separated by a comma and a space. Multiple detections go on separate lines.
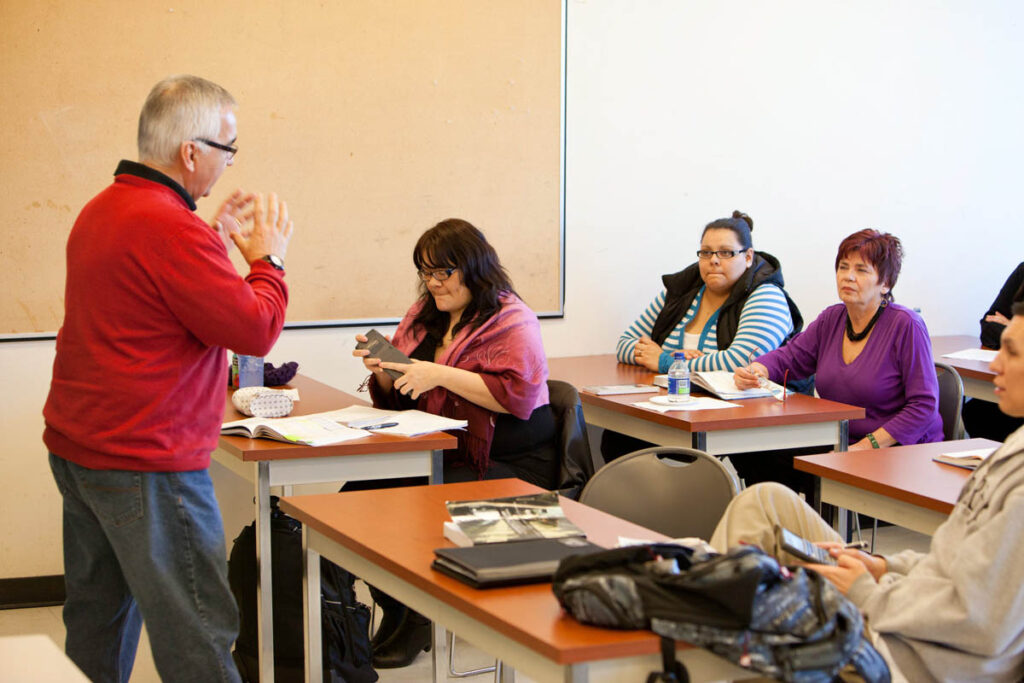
43, 74, 294, 682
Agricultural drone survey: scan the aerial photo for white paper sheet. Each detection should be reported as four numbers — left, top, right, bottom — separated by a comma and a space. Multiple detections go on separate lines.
632, 397, 739, 412
942, 348, 998, 362
326, 405, 467, 436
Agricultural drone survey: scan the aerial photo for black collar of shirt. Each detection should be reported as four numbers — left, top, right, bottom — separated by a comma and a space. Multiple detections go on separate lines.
114, 160, 197, 211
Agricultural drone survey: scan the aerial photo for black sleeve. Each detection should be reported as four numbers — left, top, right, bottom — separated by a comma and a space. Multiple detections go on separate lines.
980, 262, 1024, 349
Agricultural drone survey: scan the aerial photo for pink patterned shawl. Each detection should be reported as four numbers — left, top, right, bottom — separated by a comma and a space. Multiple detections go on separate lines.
369, 292, 549, 476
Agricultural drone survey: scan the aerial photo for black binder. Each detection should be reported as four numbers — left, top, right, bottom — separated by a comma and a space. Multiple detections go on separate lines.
431, 537, 602, 589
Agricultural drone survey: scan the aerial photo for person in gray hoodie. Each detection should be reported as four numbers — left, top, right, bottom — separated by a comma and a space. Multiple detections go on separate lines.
710, 300, 1024, 682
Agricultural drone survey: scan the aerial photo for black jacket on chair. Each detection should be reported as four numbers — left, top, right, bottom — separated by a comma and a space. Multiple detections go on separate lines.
548, 379, 595, 499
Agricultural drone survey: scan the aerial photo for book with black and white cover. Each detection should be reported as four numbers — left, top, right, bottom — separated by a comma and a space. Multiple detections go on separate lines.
431, 537, 602, 588
444, 492, 585, 546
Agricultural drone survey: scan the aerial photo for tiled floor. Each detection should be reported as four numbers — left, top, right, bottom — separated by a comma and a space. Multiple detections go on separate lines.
0, 525, 931, 682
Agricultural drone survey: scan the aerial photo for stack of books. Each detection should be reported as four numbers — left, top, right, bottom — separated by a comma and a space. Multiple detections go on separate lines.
431, 492, 601, 588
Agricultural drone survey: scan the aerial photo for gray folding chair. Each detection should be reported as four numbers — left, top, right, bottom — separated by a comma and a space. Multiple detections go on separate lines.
935, 361, 966, 440
579, 446, 740, 540
860, 362, 966, 551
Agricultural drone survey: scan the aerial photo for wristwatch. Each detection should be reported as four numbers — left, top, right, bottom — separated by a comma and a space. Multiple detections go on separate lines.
260, 254, 285, 271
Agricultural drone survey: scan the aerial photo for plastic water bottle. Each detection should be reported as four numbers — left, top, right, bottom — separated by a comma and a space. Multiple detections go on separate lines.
667, 352, 691, 403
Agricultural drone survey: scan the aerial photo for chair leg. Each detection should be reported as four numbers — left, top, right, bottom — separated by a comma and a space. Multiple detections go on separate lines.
447, 629, 497, 678
870, 517, 878, 554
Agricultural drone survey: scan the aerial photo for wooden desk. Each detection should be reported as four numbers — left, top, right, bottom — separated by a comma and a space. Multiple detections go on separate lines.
280, 480, 755, 683
212, 374, 457, 683
793, 438, 1000, 535
548, 355, 864, 455
931, 334, 997, 402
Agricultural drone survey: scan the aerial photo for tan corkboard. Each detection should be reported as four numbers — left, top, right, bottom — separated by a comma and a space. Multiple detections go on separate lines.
0, 0, 564, 336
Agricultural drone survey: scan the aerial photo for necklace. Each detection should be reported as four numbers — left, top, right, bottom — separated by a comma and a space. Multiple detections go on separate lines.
845, 303, 885, 342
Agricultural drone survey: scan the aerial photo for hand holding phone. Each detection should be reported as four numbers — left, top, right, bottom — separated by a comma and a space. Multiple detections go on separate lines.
775, 526, 836, 565
355, 329, 413, 380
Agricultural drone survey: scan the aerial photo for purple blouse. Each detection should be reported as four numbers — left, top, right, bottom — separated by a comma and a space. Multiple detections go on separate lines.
758, 303, 943, 444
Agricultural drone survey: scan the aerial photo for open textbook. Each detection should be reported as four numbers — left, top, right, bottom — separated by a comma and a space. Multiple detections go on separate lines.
221, 406, 468, 446
443, 492, 585, 546
220, 413, 367, 447
688, 370, 785, 400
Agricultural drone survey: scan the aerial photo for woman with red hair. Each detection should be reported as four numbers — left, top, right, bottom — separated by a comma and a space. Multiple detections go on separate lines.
733, 230, 942, 489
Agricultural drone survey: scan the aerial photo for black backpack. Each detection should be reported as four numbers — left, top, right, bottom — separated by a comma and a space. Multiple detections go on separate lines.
552, 544, 890, 683
228, 496, 378, 683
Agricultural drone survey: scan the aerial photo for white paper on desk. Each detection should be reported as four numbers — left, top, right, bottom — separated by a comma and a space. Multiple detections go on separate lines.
633, 397, 739, 412
322, 405, 397, 423
326, 405, 467, 436
942, 348, 998, 362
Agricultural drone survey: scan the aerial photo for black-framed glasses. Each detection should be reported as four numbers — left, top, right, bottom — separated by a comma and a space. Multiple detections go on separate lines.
194, 138, 238, 159
696, 249, 747, 260
418, 267, 456, 282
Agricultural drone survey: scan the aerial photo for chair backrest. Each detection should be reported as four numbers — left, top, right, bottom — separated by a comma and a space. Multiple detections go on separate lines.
578, 446, 740, 540
547, 380, 596, 498
935, 361, 966, 440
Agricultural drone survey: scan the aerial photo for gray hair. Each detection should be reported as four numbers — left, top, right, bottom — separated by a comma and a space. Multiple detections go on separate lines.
137, 75, 236, 166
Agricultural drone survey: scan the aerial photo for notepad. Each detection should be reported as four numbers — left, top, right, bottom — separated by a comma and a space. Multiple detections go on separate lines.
932, 447, 997, 470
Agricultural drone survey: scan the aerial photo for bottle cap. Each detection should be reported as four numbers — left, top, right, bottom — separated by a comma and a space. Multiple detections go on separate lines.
673, 352, 685, 359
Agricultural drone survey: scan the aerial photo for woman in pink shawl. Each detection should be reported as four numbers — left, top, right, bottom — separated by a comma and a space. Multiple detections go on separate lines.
352, 218, 556, 668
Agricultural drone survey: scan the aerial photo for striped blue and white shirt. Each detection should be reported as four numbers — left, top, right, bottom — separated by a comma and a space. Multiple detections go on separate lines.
616, 283, 794, 373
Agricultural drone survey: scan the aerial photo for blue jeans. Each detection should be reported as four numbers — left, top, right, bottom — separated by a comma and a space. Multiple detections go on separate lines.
49, 453, 241, 683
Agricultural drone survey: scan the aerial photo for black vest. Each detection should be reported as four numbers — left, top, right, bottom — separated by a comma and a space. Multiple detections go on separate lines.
649, 251, 803, 350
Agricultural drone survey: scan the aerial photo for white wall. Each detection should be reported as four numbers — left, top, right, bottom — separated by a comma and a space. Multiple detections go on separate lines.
3, 0, 1024, 578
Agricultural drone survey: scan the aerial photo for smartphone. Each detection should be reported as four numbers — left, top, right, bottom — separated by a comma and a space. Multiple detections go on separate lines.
776, 526, 836, 565
355, 329, 413, 380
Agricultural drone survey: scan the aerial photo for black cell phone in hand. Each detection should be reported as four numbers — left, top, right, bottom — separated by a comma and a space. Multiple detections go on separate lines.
355, 329, 413, 380
776, 526, 836, 565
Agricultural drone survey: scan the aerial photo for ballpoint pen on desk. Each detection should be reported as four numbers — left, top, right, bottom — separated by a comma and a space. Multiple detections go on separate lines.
345, 416, 401, 430
357, 421, 399, 431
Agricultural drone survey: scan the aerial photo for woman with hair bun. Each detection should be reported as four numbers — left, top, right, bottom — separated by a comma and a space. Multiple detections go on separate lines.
605, 210, 802, 460
617, 210, 802, 373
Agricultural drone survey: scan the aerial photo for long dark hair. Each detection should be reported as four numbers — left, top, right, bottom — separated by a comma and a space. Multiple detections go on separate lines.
411, 218, 515, 340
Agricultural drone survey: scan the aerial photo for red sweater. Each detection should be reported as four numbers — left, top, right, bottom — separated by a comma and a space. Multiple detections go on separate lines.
43, 166, 288, 471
